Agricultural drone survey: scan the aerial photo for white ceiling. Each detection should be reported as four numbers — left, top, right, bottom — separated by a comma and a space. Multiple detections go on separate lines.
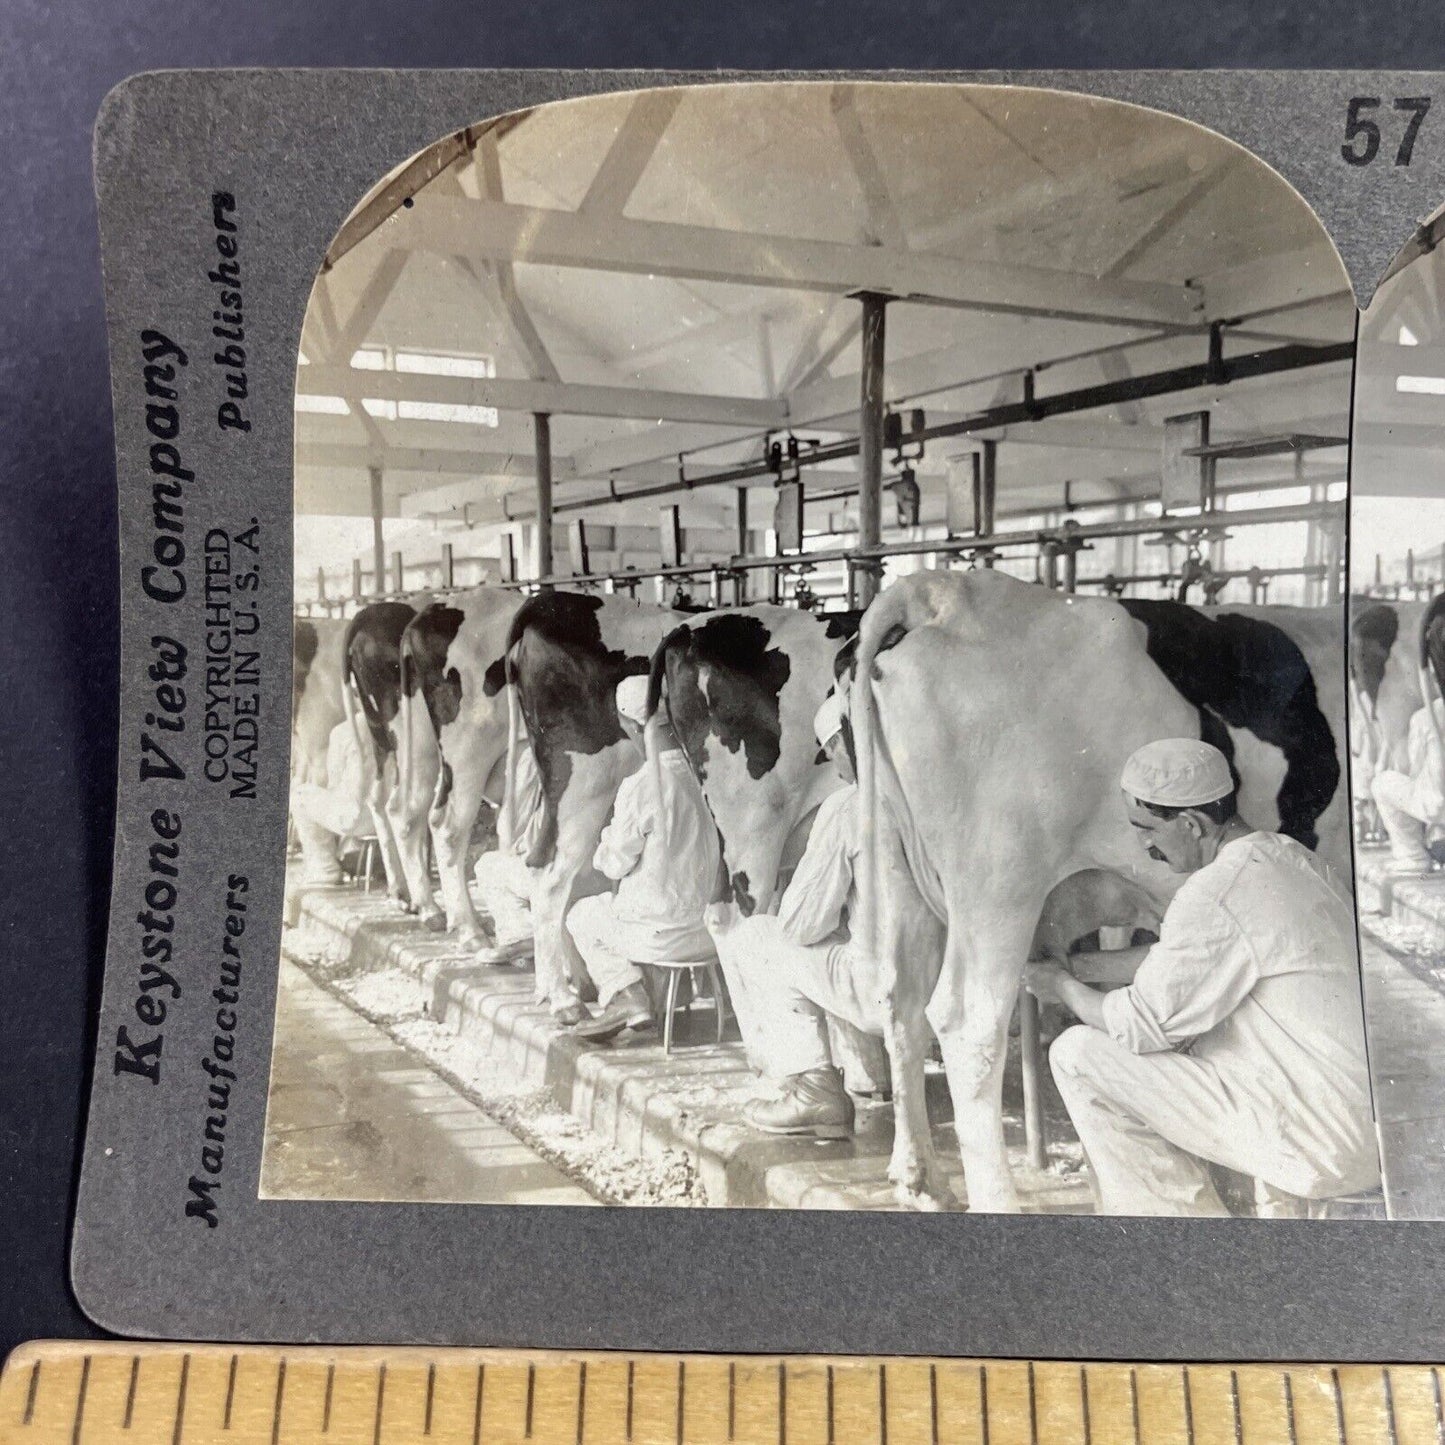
295, 81, 1356, 567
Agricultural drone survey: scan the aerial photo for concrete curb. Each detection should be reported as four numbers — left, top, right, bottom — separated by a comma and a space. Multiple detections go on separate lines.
282, 882, 1091, 1211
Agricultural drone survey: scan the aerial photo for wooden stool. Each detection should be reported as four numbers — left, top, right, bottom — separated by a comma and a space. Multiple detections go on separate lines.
650, 959, 729, 1055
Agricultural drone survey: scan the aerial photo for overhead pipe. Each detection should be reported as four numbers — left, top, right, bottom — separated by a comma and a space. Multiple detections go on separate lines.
494, 334, 1353, 523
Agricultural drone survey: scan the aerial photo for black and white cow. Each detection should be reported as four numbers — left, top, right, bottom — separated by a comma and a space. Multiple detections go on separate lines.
342, 600, 439, 914
399, 586, 525, 944
645, 606, 860, 917
504, 591, 693, 1015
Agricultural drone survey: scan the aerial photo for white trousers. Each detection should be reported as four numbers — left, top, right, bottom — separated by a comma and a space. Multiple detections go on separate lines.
291, 784, 362, 884
472, 850, 534, 949
566, 893, 716, 1008
1372, 769, 1433, 867
711, 914, 889, 1092
1050, 1025, 1338, 1217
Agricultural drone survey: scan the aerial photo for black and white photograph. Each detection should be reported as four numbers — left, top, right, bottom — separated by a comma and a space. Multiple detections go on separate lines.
264, 80, 1377, 1217
1348, 203, 1445, 1219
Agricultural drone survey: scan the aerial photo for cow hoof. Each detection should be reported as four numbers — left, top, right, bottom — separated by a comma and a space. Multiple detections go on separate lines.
894, 1183, 946, 1213
420, 912, 447, 933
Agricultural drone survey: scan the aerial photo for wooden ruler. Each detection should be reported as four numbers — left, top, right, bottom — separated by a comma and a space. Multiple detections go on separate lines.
1, 1341, 1440, 1444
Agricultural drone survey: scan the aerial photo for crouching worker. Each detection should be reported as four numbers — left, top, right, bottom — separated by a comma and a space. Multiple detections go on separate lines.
471, 734, 544, 964
1370, 688, 1445, 876
1025, 737, 1378, 1217
566, 675, 722, 1042
707, 692, 891, 1142
290, 717, 374, 885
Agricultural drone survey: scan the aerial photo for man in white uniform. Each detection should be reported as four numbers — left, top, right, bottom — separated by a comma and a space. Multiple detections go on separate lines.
471, 737, 544, 963
1024, 737, 1378, 1217
566, 676, 722, 1042
1371, 693, 1445, 874
290, 717, 374, 885
708, 693, 887, 1139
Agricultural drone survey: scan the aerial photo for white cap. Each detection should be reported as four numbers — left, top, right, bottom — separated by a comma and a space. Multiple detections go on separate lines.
615, 675, 651, 725
1121, 737, 1233, 808
814, 692, 846, 747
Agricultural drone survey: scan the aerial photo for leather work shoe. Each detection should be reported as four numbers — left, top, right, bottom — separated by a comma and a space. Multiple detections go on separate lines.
570, 981, 655, 1043
745, 1067, 855, 1141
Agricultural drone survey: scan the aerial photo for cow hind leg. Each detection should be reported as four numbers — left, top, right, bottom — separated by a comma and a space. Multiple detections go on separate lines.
927, 912, 1033, 1214
367, 763, 411, 907
389, 758, 441, 930
430, 752, 492, 948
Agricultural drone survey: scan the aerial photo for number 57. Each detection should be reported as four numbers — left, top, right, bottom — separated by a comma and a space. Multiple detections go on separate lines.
1342, 96, 1432, 167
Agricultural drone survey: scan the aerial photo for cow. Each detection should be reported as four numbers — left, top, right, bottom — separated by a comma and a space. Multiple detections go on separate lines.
399, 586, 525, 944
342, 600, 440, 914
847, 570, 1351, 1212
504, 591, 695, 1019
644, 606, 861, 917
290, 616, 346, 786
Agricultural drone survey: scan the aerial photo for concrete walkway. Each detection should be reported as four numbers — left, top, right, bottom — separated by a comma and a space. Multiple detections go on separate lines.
260, 958, 598, 1207
1361, 931, 1445, 1219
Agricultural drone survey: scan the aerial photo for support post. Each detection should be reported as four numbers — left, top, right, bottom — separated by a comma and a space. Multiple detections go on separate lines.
973, 441, 998, 568
351, 557, 362, 601
534, 412, 554, 587
391, 550, 404, 596
855, 292, 888, 608
736, 486, 749, 603
441, 543, 455, 589
369, 465, 385, 598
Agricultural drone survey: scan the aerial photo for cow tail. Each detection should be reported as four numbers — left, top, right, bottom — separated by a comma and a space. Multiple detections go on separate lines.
851, 586, 949, 966
398, 629, 420, 820
647, 627, 689, 724
495, 644, 522, 851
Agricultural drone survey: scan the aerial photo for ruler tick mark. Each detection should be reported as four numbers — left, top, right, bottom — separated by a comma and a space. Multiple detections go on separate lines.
727, 1361, 735, 1442
373, 1363, 387, 1445
224, 1354, 237, 1430
1284, 1373, 1299, 1445
1432, 1367, 1443, 1445
323, 1364, 335, 1434
1384, 1368, 1400, 1445
979, 1364, 990, 1445
424, 1363, 435, 1436
124, 1356, 140, 1430
778, 1361, 786, 1445
576, 1362, 586, 1445
1333, 1366, 1347, 1445
272, 1358, 287, 1445
472, 1364, 484, 1445
881, 1363, 889, 1445
525, 1362, 535, 1438
676, 1360, 685, 1445
23, 1361, 40, 1427
626, 1360, 634, 1442
826, 1366, 835, 1445
1183, 1364, 1196, 1445
1026, 1361, 1036, 1445
70, 1356, 90, 1445
929, 1364, 939, 1445
1230, 1369, 1242, 1445
1129, 1367, 1140, 1445
1080, 1366, 1092, 1445
171, 1354, 190, 1445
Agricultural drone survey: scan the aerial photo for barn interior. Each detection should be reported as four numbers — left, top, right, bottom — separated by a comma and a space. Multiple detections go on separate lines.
273, 82, 1376, 1215
293, 82, 1354, 616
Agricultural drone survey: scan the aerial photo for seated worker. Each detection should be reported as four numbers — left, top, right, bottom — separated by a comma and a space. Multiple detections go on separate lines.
471, 735, 544, 964
1024, 737, 1379, 1218
1371, 692, 1445, 875
566, 675, 722, 1042
708, 692, 890, 1141
290, 717, 374, 885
